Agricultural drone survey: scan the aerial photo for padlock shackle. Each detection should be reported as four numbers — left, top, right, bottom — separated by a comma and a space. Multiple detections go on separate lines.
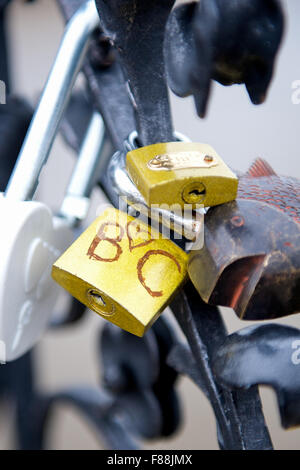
5, 0, 100, 201
125, 130, 191, 152
107, 131, 203, 242
60, 111, 112, 226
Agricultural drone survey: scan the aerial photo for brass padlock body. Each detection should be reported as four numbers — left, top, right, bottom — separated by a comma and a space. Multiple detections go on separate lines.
52, 208, 188, 336
126, 142, 238, 208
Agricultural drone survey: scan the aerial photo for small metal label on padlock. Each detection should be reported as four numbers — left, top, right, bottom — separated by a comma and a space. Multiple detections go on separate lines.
147, 152, 218, 171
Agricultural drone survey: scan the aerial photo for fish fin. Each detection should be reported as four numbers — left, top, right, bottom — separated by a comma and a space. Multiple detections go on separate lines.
246, 158, 277, 177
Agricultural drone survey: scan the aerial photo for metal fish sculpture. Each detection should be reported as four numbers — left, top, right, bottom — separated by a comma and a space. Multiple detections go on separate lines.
188, 159, 300, 321
238, 158, 300, 224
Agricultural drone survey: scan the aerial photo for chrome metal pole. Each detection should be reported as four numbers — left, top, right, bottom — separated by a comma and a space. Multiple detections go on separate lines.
60, 111, 108, 226
5, 0, 99, 201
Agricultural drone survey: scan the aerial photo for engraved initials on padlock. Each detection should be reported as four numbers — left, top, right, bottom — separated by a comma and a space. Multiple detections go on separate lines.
126, 142, 238, 208
52, 208, 188, 336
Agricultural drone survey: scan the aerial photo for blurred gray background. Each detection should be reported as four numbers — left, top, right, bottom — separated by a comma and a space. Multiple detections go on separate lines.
0, 0, 299, 450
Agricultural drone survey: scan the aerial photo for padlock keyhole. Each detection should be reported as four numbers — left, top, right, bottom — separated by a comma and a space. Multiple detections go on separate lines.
189, 188, 205, 197
182, 182, 206, 204
86, 288, 116, 316
89, 290, 106, 307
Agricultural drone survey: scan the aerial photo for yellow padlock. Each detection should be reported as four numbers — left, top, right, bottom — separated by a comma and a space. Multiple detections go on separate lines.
52, 208, 188, 336
126, 141, 238, 208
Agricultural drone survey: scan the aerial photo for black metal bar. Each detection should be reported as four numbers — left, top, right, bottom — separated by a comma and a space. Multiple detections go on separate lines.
95, 0, 174, 146
171, 282, 273, 450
